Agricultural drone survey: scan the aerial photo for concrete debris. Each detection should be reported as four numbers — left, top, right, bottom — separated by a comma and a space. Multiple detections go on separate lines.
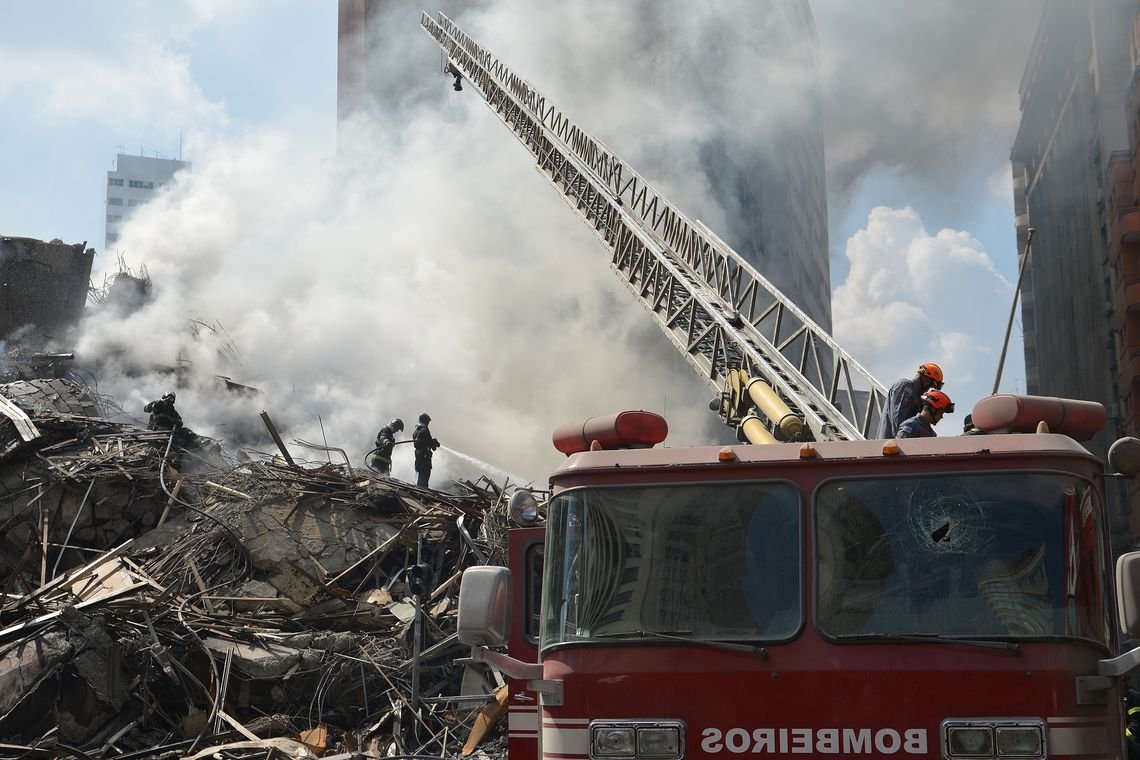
0, 236, 94, 343
0, 381, 516, 759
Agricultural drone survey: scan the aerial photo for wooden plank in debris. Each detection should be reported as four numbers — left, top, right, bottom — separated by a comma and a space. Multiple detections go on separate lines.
69, 558, 139, 603
300, 724, 329, 754
204, 480, 252, 500
4, 540, 134, 612
0, 580, 149, 640
217, 709, 260, 741
186, 555, 215, 612
260, 410, 297, 467
157, 478, 184, 526
462, 685, 509, 755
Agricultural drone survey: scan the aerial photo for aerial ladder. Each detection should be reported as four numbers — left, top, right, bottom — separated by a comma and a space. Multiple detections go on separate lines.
420, 12, 888, 443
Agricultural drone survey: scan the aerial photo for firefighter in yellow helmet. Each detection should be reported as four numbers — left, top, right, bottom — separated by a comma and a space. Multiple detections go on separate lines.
367, 418, 404, 476
877, 362, 944, 438
896, 389, 954, 439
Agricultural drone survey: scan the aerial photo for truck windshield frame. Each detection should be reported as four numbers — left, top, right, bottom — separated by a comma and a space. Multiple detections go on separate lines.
540, 481, 801, 652
814, 470, 1112, 647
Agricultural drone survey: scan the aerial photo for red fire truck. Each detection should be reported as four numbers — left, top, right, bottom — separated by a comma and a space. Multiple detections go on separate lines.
417, 13, 1140, 760
459, 401, 1140, 760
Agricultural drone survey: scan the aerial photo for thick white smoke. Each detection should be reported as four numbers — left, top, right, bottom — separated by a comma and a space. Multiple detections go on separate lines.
3, 1, 1041, 482
80, 106, 715, 484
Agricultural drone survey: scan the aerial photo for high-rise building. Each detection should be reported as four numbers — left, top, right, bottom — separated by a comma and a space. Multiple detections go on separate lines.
337, 1, 831, 332
104, 154, 190, 250
1104, 4, 1140, 545
1010, 0, 1135, 549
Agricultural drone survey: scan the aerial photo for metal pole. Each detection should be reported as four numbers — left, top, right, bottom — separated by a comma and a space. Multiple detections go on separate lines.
993, 228, 1035, 395
411, 532, 424, 714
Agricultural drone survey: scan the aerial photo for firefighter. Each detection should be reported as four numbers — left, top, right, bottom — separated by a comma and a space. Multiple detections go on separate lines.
877, 362, 945, 438
367, 418, 404, 476
896, 389, 954, 439
144, 391, 183, 431
1127, 687, 1140, 760
962, 413, 984, 435
412, 412, 440, 489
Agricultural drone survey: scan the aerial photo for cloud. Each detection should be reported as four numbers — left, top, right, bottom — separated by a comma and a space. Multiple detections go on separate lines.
833, 205, 1022, 420
0, 1, 236, 133
0, 42, 226, 132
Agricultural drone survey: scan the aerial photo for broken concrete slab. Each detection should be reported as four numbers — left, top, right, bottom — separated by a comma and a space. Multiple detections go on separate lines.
0, 632, 71, 714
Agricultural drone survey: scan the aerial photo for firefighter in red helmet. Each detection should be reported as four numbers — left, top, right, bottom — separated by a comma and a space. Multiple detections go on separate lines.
877, 362, 945, 438
896, 389, 954, 439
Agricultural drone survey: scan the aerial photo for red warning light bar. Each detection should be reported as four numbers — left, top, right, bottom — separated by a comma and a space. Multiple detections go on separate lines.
971, 394, 1106, 441
552, 411, 669, 455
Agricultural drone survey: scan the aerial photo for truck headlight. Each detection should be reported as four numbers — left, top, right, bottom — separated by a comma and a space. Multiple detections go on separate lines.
589, 721, 685, 760
593, 727, 636, 756
638, 726, 681, 757
995, 726, 1043, 757
942, 719, 1045, 759
947, 727, 994, 757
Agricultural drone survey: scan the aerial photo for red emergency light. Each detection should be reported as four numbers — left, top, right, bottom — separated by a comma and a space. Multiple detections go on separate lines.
971, 394, 1106, 441
552, 411, 669, 455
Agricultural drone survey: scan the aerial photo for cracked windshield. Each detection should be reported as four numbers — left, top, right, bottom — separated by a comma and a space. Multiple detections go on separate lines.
817, 472, 1111, 642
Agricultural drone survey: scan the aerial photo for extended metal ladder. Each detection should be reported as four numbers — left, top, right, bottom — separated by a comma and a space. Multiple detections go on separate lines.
421, 12, 887, 441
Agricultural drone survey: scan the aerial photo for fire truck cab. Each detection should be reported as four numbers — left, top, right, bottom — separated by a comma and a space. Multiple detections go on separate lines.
458, 400, 1140, 760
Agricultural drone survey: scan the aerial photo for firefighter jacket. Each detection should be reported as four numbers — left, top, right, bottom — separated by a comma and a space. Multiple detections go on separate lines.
373, 424, 399, 464
877, 377, 921, 439
412, 423, 439, 473
896, 413, 936, 439
144, 398, 183, 431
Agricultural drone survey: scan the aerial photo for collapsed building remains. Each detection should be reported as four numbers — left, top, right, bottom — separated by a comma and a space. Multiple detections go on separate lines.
0, 379, 516, 759
0, 236, 95, 342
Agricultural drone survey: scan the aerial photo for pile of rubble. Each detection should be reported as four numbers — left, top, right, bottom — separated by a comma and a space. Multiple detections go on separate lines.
0, 380, 516, 759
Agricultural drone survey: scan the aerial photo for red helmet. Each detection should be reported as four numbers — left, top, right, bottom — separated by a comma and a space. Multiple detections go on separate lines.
921, 389, 954, 413
917, 362, 944, 387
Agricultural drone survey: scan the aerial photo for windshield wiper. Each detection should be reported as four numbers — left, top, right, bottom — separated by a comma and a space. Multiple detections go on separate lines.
835, 633, 1020, 654
591, 630, 769, 658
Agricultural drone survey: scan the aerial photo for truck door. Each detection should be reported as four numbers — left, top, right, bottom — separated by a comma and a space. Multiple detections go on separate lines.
508, 526, 545, 760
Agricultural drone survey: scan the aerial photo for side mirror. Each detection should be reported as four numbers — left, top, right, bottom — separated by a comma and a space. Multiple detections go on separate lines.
1118, 552, 1140, 638
1109, 437, 1140, 477
457, 566, 512, 646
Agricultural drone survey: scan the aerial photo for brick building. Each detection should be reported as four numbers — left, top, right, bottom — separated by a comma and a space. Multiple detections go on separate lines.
1106, 5, 1140, 542
1011, 0, 1136, 550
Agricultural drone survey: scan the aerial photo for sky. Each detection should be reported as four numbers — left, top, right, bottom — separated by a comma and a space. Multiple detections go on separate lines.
0, 0, 1043, 484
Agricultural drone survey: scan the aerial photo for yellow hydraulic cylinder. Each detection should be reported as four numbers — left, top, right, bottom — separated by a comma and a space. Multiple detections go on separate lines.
745, 378, 803, 439
740, 414, 778, 445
